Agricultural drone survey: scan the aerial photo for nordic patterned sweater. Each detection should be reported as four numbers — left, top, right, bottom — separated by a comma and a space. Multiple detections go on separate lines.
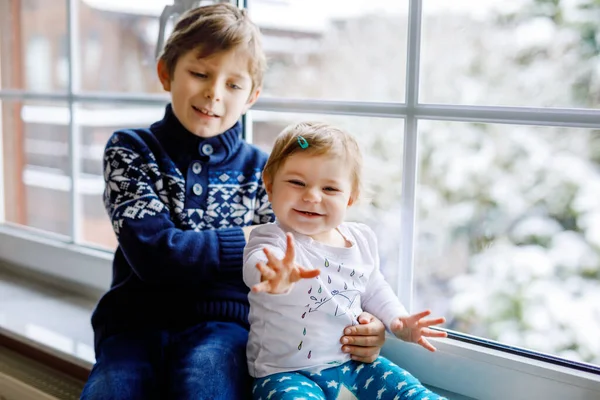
91, 104, 274, 351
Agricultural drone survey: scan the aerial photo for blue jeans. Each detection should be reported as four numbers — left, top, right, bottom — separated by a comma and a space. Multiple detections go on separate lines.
253, 357, 446, 400
80, 321, 250, 400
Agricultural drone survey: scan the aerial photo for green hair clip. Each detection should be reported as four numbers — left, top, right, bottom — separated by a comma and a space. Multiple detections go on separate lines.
297, 135, 309, 149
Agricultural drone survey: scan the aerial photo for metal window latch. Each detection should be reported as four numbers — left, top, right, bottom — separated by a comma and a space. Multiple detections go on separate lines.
155, 0, 202, 59
155, 0, 234, 59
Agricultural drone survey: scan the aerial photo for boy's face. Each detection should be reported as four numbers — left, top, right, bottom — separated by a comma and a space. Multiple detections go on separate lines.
158, 47, 260, 138
265, 152, 355, 244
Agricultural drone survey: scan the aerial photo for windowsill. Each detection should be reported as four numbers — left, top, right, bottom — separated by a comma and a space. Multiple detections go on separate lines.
0, 266, 96, 368
1, 225, 599, 399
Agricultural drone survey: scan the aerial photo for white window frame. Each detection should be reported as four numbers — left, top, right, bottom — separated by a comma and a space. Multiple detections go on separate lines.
0, 0, 599, 398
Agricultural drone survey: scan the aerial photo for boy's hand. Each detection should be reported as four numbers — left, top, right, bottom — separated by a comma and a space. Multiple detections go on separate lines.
390, 310, 447, 352
341, 312, 386, 363
252, 233, 320, 294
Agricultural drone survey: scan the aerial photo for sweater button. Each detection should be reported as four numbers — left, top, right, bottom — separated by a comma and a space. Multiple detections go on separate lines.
201, 144, 214, 156
192, 162, 202, 174
192, 183, 203, 196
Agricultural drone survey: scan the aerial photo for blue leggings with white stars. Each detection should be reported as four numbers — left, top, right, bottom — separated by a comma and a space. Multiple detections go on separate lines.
252, 357, 446, 400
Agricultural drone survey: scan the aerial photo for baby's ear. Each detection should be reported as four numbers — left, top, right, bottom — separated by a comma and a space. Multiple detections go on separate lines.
262, 172, 272, 194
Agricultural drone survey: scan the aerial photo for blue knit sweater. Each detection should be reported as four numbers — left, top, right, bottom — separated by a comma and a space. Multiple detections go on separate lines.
91, 104, 274, 351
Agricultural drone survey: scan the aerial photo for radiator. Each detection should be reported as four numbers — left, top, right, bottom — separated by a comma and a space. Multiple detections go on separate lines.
0, 346, 83, 400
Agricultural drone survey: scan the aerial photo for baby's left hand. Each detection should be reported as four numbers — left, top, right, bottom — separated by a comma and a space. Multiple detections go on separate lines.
390, 310, 447, 352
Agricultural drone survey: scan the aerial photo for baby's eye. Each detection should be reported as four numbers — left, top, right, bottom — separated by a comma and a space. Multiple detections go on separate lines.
288, 180, 305, 186
323, 187, 339, 192
190, 71, 207, 78
228, 83, 242, 90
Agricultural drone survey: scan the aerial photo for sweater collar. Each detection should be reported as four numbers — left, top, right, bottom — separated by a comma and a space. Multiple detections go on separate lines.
152, 104, 243, 165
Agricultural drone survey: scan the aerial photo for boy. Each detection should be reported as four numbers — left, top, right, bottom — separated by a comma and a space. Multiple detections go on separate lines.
80, 4, 386, 400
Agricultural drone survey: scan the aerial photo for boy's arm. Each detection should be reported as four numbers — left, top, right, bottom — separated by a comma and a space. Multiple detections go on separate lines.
359, 225, 409, 331
104, 132, 246, 285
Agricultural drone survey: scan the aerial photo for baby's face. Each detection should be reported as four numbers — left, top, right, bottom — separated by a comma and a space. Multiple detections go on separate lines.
266, 152, 354, 244
159, 47, 259, 138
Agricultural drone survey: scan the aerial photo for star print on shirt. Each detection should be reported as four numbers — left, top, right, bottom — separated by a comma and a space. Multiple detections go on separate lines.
267, 389, 277, 399
278, 376, 292, 382
364, 376, 374, 389
282, 387, 299, 392
355, 364, 365, 374
262, 378, 271, 387
377, 387, 387, 399
382, 371, 393, 379
407, 388, 417, 397
342, 365, 350, 374
371, 360, 382, 368
300, 381, 314, 387
397, 381, 407, 390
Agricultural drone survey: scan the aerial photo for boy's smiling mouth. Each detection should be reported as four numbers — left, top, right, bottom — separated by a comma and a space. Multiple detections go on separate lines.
192, 105, 219, 118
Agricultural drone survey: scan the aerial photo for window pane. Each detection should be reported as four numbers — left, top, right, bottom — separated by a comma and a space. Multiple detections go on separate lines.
251, 110, 405, 290
420, 0, 600, 109
1, 100, 71, 237
76, 0, 171, 93
75, 103, 167, 249
416, 120, 600, 365
249, 1, 408, 102
0, 0, 68, 92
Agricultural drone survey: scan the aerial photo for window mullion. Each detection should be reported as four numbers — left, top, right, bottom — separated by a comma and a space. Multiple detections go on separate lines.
67, 0, 81, 243
399, 0, 423, 311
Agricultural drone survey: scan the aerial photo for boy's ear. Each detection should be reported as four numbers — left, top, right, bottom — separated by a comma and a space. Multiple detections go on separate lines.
157, 59, 171, 92
243, 87, 261, 114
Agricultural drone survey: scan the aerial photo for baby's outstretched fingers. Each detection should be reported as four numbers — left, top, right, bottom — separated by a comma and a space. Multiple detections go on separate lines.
298, 266, 320, 279
256, 261, 276, 280
283, 233, 296, 264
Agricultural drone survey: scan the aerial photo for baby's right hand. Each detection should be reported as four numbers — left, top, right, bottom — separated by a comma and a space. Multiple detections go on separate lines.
252, 233, 320, 294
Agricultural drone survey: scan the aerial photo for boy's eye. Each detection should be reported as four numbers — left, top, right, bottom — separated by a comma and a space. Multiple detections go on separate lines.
324, 187, 339, 192
228, 83, 242, 90
190, 71, 207, 79
287, 180, 305, 187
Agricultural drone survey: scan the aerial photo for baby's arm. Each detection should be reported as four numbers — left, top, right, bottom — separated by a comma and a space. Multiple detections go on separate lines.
243, 226, 319, 293
243, 225, 287, 289
359, 225, 447, 351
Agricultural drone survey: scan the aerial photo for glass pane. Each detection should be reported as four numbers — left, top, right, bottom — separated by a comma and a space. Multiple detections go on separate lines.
251, 110, 405, 290
77, 0, 171, 93
249, 0, 408, 102
75, 103, 167, 249
0, 0, 68, 92
416, 120, 600, 366
421, 0, 600, 109
1, 100, 71, 237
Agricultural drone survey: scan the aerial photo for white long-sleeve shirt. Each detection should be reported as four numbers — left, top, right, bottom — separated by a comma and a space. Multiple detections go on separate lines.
243, 222, 408, 378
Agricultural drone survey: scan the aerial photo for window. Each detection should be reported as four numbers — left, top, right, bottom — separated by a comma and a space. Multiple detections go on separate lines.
1, 0, 600, 394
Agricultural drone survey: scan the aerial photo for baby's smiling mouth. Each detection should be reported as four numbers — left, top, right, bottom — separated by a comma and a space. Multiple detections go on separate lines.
295, 209, 323, 217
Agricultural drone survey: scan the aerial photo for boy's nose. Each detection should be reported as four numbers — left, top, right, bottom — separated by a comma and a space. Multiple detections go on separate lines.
204, 83, 222, 102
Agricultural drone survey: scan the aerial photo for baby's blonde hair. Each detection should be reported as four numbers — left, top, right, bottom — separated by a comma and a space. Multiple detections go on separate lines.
263, 122, 363, 203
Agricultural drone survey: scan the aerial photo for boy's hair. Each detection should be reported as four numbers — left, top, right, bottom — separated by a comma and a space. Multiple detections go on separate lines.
159, 3, 266, 90
263, 122, 363, 202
